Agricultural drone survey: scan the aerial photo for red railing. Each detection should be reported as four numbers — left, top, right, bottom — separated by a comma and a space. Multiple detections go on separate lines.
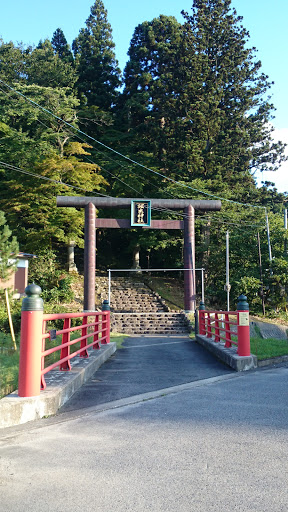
198, 309, 250, 356
41, 311, 110, 391
18, 309, 110, 397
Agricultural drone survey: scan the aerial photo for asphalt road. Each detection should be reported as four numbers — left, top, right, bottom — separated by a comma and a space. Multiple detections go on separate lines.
1, 336, 288, 511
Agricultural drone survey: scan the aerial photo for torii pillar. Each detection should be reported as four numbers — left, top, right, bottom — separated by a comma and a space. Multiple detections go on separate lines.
184, 205, 196, 312
84, 203, 96, 311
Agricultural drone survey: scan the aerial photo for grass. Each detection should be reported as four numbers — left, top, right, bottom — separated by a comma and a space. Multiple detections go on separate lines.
110, 332, 129, 349
250, 336, 288, 360
145, 276, 184, 310
0, 333, 20, 398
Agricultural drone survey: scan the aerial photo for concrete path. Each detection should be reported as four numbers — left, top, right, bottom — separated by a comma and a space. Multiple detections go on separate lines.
59, 335, 233, 412
1, 336, 288, 511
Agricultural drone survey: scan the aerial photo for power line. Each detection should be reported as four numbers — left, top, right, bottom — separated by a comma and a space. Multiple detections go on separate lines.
0, 160, 111, 197
0, 79, 267, 211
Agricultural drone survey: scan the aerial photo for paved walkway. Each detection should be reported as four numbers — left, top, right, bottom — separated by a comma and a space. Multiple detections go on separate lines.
59, 335, 233, 413
1, 335, 288, 511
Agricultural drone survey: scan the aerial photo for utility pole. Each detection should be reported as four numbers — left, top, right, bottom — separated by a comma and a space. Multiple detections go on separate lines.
257, 232, 265, 316
265, 209, 273, 274
284, 208, 287, 256
225, 230, 231, 311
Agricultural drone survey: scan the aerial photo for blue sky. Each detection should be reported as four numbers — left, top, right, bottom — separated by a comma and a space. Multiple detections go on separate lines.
1, 0, 288, 191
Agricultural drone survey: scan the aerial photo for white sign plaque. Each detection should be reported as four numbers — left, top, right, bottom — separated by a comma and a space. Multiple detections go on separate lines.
238, 312, 249, 326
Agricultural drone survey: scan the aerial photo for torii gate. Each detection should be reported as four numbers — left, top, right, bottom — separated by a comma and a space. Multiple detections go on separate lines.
56, 197, 221, 312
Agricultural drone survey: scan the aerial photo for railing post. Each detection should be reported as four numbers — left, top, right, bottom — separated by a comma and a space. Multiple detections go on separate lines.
93, 312, 101, 350
214, 313, 220, 342
224, 313, 232, 348
194, 309, 199, 335
198, 301, 205, 335
207, 313, 212, 338
60, 317, 72, 370
18, 284, 43, 397
101, 300, 110, 344
80, 316, 89, 358
237, 294, 250, 356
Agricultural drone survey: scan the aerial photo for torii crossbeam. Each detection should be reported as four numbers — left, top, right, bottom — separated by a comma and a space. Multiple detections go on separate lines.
56, 197, 221, 312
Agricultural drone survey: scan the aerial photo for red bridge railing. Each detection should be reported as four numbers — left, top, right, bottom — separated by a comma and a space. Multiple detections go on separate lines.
40, 311, 110, 391
18, 284, 110, 398
198, 295, 250, 357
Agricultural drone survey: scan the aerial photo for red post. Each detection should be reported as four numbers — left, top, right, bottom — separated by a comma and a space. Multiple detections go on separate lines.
198, 302, 206, 335
199, 311, 205, 335
207, 314, 212, 338
101, 301, 110, 344
224, 313, 232, 348
80, 316, 89, 358
18, 284, 44, 397
214, 313, 220, 342
60, 317, 72, 370
237, 295, 250, 356
93, 313, 101, 349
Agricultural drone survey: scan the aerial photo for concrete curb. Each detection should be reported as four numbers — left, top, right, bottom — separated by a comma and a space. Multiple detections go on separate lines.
195, 334, 258, 371
257, 354, 288, 367
0, 343, 116, 429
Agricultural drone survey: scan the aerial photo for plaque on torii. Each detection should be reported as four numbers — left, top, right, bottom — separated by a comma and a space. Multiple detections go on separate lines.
56, 197, 221, 312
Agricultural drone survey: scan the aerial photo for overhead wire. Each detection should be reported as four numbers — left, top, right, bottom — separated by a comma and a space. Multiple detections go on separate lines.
0, 79, 270, 238
0, 160, 112, 197
0, 79, 267, 213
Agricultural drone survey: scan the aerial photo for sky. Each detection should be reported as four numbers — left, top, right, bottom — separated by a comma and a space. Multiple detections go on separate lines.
1, 0, 288, 192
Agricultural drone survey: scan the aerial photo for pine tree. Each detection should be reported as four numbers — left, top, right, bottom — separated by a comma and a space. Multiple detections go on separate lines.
120, 1, 286, 191
120, 16, 183, 174
51, 28, 74, 64
72, 0, 121, 109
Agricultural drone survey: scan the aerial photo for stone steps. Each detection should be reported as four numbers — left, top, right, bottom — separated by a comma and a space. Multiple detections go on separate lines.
111, 312, 190, 335
108, 277, 189, 335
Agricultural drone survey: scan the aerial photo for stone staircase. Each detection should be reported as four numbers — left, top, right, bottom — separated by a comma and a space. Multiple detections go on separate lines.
109, 277, 191, 335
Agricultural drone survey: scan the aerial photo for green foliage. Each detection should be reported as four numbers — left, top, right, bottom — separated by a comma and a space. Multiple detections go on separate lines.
0, 211, 19, 281
0, 293, 21, 334
51, 28, 74, 64
26, 39, 77, 88
235, 276, 262, 310
0, 340, 19, 398
28, 250, 74, 304
72, 0, 121, 109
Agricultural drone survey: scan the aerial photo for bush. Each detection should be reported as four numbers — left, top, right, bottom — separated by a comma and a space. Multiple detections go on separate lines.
0, 292, 22, 335
28, 249, 74, 305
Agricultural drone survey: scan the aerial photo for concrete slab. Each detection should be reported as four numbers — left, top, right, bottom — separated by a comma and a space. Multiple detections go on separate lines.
0, 343, 116, 429
254, 320, 288, 340
195, 334, 258, 371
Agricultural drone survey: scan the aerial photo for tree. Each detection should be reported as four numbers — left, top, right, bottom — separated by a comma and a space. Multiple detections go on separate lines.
0, 83, 108, 252
120, 2, 286, 192
0, 39, 30, 83
51, 28, 74, 64
0, 211, 19, 282
179, 0, 286, 186
72, 0, 121, 109
120, 16, 183, 175
26, 39, 77, 88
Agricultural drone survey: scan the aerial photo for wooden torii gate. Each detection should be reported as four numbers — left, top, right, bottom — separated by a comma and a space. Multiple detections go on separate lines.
56, 197, 221, 312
